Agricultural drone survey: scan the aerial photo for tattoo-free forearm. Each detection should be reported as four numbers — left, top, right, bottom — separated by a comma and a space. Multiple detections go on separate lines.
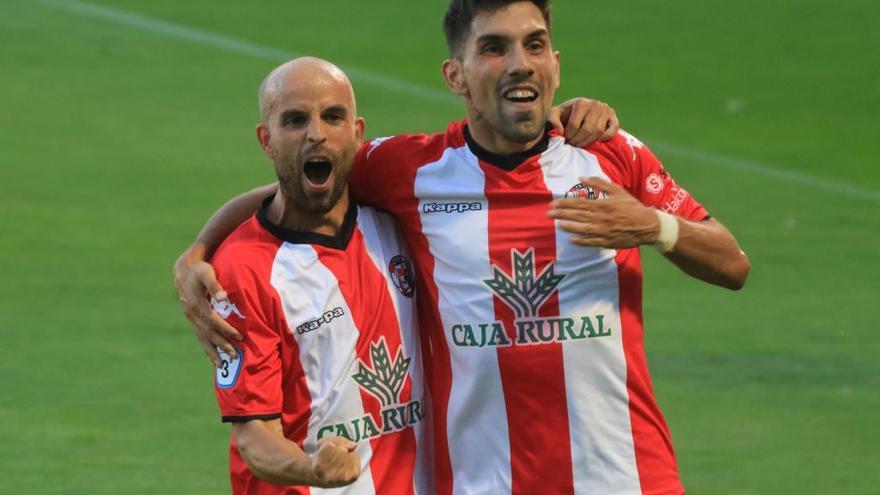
233, 420, 315, 486
665, 218, 750, 290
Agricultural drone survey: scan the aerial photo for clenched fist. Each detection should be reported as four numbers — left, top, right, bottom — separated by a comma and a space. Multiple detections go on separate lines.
309, 437, 361, 488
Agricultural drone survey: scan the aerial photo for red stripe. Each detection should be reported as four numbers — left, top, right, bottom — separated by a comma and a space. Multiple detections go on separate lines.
315, 232, 416, 495
592, 154, 684, 494
614, 248, 684, 494
481, 158, 575, 495
393, 134, 461, 495
218, 220, 316, 495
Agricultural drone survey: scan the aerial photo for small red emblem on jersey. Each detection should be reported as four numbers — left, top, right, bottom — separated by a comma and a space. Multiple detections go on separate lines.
645, 174, 664, 195
389, 255, 416, 298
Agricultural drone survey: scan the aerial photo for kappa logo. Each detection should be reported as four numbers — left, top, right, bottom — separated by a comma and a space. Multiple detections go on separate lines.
211, 298, 245, 320
318, 338, 425, 442
389, 255, 416, 298
366, 136, 391, 158
296, 307, 345, 335
620, 129, 645, 160
565, 183, 607, 200
422, 201, 483, 214
451, 247, 613, 348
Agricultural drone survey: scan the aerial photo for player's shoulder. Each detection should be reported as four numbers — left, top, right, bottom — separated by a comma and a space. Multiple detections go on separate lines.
359, 120, 467, 166
582, 129, 649, 161
211, 217, 281, 288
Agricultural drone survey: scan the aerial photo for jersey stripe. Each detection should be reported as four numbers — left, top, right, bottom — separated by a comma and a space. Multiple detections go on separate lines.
314, 232, 416, 495
480, 154, 576, 495
271, 243, 376, 495
414, 145, 515, 495
356, 209, 433, 495
543, 139, 642, 494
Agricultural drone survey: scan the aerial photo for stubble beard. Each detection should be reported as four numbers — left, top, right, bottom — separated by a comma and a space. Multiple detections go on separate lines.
276, 159, 351, 215
493, 102, 549, 145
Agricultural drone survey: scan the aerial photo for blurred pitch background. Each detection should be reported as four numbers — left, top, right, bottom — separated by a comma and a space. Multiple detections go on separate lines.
1, 0, 877, 493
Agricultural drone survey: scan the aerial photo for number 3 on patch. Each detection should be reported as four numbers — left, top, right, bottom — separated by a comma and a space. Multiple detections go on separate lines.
216, 347, 243, 389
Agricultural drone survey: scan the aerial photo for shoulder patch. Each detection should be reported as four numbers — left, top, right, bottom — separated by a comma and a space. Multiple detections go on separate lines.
216, 347, 243, 389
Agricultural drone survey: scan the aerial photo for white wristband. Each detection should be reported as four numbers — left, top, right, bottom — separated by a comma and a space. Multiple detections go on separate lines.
653, 210, 680, 253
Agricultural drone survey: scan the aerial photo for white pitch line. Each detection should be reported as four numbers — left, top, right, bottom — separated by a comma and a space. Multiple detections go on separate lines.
34, 0, 880, 204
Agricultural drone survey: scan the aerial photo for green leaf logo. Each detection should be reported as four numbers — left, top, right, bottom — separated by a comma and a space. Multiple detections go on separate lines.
351, 337, 411, 408
484, 248, 566, 318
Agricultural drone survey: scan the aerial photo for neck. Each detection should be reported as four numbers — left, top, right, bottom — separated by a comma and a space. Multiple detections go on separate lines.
465, 111, 545, 155
266, 190, 350, 236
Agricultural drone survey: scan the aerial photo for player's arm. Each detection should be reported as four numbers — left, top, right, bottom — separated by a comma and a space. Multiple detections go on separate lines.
233, 419, 360, 488
549, 177, 749, 290
173, 182, 277, 366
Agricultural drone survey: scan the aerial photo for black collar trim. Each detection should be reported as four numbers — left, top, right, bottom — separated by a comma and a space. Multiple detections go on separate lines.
463, 124, 551, 171
256, 195, 358, 250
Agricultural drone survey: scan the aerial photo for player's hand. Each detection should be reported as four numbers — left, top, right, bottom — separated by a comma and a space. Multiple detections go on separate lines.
173, 245, 242, 367
550, 98, 619, 148
309, 437, 360, 488
548, 177, 660, 248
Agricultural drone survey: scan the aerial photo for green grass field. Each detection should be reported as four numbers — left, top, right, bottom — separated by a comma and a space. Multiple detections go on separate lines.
2, 0, 878, 493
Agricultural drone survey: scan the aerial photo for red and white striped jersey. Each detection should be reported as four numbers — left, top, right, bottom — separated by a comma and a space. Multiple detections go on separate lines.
211, 200, 433, 495
349, 121, 708, 495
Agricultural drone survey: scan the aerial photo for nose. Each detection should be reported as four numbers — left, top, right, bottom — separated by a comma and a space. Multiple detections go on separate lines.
306, 117, 327, 144
506, 45, 534, 79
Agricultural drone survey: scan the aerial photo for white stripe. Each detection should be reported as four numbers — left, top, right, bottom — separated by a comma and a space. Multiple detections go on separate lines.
354, 207, 435, 494
271, 244, 376, 495
35, 0, 880, 204
415, 146, 513, 494
541, 138, 642, 494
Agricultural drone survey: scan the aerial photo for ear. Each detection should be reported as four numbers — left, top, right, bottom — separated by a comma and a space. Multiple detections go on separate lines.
256, 123, 274, 159
552, 50, 561, 91
354, 116, 366, 143
442, 58, 468, 96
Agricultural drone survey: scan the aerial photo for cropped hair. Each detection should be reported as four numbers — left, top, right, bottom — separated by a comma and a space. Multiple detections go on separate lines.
443, 0, 552, 57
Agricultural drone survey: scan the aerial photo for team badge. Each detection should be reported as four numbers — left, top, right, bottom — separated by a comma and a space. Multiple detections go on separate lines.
565, 183, 607, 200
389, 255, 416, 298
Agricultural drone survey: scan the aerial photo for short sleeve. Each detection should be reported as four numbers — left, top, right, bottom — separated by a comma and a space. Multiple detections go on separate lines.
349, 138, 391, 209
211, 264, 283, 423
613, 130, 709, 222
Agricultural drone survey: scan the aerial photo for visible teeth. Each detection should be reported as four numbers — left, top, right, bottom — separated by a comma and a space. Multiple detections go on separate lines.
505, 89, 536, 99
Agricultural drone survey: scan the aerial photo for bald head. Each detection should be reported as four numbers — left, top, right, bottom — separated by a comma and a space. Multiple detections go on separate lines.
258, 57, 356, 123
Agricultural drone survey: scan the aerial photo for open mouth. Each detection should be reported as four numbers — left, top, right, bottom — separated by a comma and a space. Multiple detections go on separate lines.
303, 158, 333, 186
503, 88, 539, 103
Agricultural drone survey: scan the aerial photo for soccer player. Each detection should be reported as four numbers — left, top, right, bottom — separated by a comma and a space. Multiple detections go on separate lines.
176, 1, 751, 494
209, 57, 431, 494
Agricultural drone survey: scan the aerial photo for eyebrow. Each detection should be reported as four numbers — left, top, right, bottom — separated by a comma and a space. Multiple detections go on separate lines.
277, 108, 307, 122
322, 104, 349, 115
475, 28, 549, 44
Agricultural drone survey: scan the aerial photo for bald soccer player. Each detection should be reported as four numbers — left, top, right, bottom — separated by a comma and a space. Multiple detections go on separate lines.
177, 2, 750, 494
208, 58, 432, 495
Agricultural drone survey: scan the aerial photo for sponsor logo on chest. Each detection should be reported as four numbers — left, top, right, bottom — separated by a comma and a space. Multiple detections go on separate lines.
318, 337, 425, 442
452, 248, 612, 348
